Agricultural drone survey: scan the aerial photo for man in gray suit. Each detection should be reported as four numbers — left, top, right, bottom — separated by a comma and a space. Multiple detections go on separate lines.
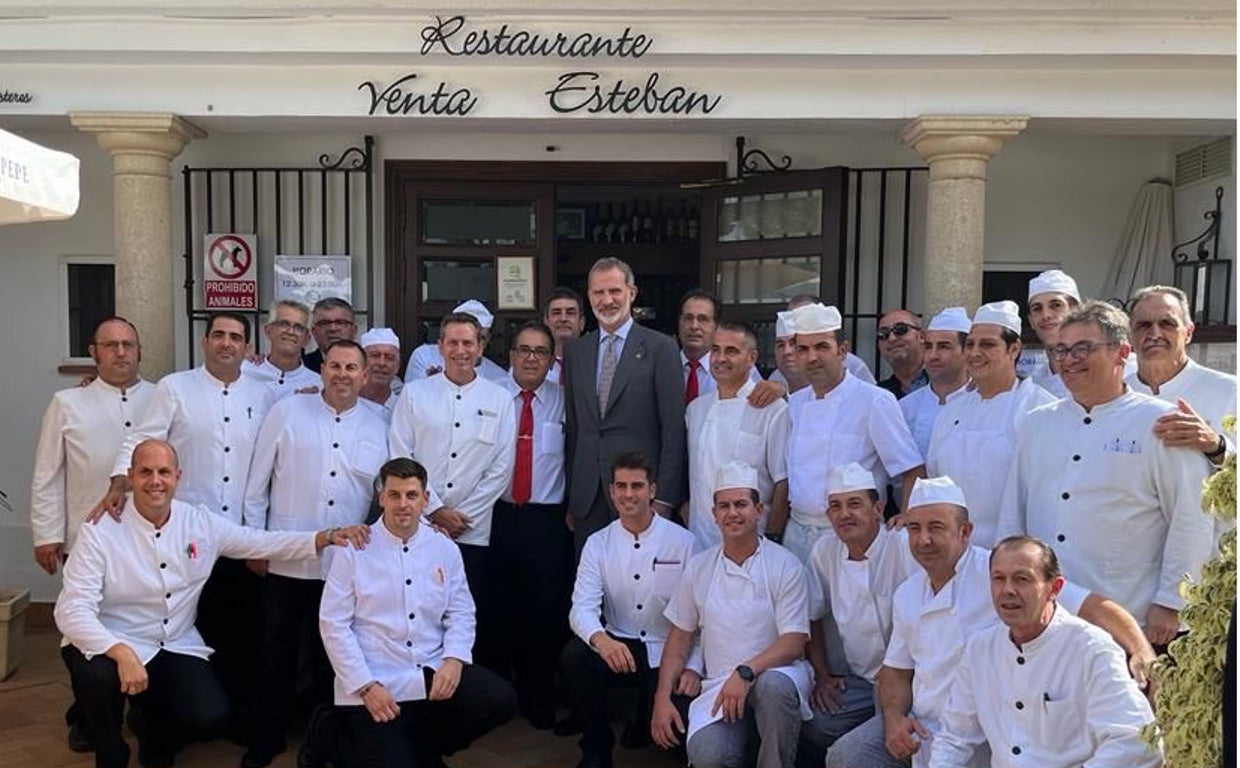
562, 257, 687, 553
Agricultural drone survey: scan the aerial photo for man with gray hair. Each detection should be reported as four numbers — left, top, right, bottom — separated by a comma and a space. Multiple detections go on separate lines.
243, 300, 321, 397
1125, 284, 1236, 468
998, 300, 1215, 648
304, 297, 357, 374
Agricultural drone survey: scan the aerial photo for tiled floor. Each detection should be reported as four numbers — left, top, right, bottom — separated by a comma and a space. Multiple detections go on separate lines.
0, 623, 682, 768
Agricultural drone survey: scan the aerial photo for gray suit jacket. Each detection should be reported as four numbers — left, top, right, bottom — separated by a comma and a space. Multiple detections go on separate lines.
562, 321, 687, 517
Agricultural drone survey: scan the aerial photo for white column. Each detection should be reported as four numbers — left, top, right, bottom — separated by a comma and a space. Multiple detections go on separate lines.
70, 112, 206, 378
899, 115, 1028, 314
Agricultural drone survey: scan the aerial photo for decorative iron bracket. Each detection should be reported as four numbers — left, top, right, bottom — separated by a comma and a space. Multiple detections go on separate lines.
736, 136, 793, 177
319, 136, 375, 171
1172, 185, 1224, 264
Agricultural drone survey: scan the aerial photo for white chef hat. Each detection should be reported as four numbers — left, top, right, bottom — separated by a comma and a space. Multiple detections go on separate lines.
788, 303, 842, 335
715, 461, 759, 493
908, 476, 968, 511
452, 299, 494, 329
927, 307, 972, 334
825, 462, 877, 497
359, 327, 400, 350
1027, 269, 1080, 303
775, 310, 794, 339
971, 300, 1022, 335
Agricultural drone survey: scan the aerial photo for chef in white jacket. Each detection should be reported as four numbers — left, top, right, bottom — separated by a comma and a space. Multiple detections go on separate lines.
242, 300, 321, 398
402, 298, 509, 383
1126, 285, 1237, 468
1025, 269, 1081, 399
928, 536, 1162, 768
686, 321, 790, 551
998, 300, 1215, 648
55, 440, 366, 768
563, 451, 700, 768
898, 307, 972, 458
653, 461, 814, 768
926, 302, 1056, 548
312, 457, 516, 768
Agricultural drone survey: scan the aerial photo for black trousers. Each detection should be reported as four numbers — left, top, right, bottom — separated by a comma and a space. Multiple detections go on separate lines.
63, 645, 228, 768
560, 634, 692, 759
250, 573, 333, 755
490, 499, 574, 715
458, 542, 501, 674
198, 556, 261, 722
336, 665, 517, 768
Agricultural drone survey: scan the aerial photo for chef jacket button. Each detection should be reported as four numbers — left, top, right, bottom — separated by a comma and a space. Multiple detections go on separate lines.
633, 573, 640, 580
222, 390, 229, 396
165, 592, 171, 599
403, 546, 409, 553
333, 442, 340, 449
450, 453, 457, 459
224, 446, 231, 453
636, 604, 643, 611
1061, 492, 1069, 500
1016, 656, 1025, 664
408, 613, 415, 620
1083, 417, 1092, 425
405, 578, 412, 586
455, 395, 461, 400
330, 471, 337, 477
447, 483, 453, 489
328, 500, 335, 506
1012, 747, 1022, 755
163, 618, 169, 624
417, 663, 423, 668
222, 505, 229, 513
125, 421, 132, 428
639, 630, 647, 637
406, 641, 412, 647
335, 416, 341, 423
159, 641, 164, 647
1057, 534, 1065, 542
1015, 700, 1024, 710
155, 532, 161, 539
223, 476, 230, 483
634, 542, 641, 549
224, 416, 230, 423
1072, 454, 1081, 461
953, 419, 959, 426
160, 562, 167, 569
122, 396, 128, 402
454, 422, 461, 428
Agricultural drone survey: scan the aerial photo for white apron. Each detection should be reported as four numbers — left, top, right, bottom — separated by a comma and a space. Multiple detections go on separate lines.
686, 549, 813, 743
689, 399, 769, 550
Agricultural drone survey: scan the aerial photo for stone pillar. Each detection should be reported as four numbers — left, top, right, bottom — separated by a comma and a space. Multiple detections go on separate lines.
899, 115, 1028, 314
70, 112, 206, 378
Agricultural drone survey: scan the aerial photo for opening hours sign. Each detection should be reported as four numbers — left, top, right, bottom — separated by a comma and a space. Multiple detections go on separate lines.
204, 233, 258, 309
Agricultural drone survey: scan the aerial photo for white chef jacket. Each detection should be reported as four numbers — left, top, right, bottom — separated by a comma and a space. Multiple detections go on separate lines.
929, 605, 1161, 768
30, 378, 154, 552
898, 382, 968, 460
685, 378, 789, 551
388, 373, 516, 546
114, 368, 275, 525
927, 378, 1056, 548
54, 498, 318, 664
242, 357, 321, 399
884, 546, 1089, 768
244, 393, 390, 580
807, 526, 918, 683
786, 372, 923, 527
403, 343, 509, 384
320, 520, 475, 706
680, 351, 762, 400
570, 514, 698, 668
998, 390, 1214, 621
665, 539, 814, 741
500, 374, 566, 505
1127, 357, 1238, 458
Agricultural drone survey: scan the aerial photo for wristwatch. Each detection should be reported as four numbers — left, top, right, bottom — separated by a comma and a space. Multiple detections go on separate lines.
1205, 434, 1227, 462
735, 664, 755, 682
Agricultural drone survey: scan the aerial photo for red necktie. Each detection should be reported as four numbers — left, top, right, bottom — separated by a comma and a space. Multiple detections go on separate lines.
513, 390, 535, 504
685, 359, 701, 404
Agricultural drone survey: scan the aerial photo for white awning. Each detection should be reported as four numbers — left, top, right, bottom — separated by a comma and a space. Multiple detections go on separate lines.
0, 128, 80, 225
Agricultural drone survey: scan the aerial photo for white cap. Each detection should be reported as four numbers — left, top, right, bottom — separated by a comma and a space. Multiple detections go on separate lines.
452, 299, 494, 329
775, 310, 794, 339
1028, 269, 1080, 303
788, 303, 842, 335
359, 327, 400, 350
927, 307, 972, 334
972, 300, 1022, 335
908, 476, 968, 511
715, 461, 759, 493
825, 462, 877, 497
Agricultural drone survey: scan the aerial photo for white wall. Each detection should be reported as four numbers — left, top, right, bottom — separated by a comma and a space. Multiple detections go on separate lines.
0, 121, 1213, 600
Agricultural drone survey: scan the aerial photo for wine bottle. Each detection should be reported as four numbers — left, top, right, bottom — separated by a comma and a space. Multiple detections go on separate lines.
603, 202, 618, 244
642, 200, 656, 244
617, 202, 631, 244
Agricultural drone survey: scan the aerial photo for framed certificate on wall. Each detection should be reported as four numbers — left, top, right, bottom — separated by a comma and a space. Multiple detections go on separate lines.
496, 255, 536, 310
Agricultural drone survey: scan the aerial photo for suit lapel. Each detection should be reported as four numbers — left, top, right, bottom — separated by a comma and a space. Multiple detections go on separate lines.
582, 330, 601, 416
602, 323, 644, 417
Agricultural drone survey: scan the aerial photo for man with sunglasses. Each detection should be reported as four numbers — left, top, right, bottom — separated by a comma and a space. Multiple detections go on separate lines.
303, 297, 357, 374
998, 300, 1214, 650
243, 300, 321, 398
876, 310, 927, 400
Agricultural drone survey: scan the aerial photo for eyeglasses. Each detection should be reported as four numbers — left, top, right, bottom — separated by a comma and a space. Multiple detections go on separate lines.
877, 322, 920, 341
269, 320, 309, 335
94, 340, 137, 351
513, 345, 553, 360
314, 318, 355, 329
1050, 340, 1116, 361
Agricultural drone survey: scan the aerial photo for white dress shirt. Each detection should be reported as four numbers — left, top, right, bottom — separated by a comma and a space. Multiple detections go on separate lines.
114, 368, 275, 525
570, 514, 697, 668
1127, 357, 1238, 458
898, 382, 968, 459
244, 393, 390, 580
242, 357, 321, 399
807, 526, 918, 683
501, 374, 566, 505
389, 373, 516, 546
786, 373, 923, 527
927, 378, 1056, 548
320, 521, 475, 705
998, 390, 1214, 621
31, 378, 154, 552
685, 378, 789, 551
929, 605, 1161, 768
403, 343, 509, 384
54, 498, 318, 664
884, 546, 1089, 768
